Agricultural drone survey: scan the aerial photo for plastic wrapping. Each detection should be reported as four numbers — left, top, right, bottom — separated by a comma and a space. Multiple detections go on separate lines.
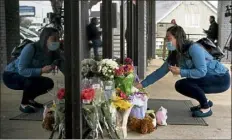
130, 94, 148, 119
115, 106, 134, 138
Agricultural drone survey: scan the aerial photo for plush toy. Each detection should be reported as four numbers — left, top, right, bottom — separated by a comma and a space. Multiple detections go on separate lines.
42, 106, 55, 131
128, 116, 141, 132
156, 106, 168, 126
140, 115, 155, 134
146, 110, 157, 128
128, 112, 155, 134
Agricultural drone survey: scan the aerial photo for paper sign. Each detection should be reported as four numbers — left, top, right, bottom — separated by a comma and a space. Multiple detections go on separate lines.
105, 86, 112, 90
92, 84, 100, 89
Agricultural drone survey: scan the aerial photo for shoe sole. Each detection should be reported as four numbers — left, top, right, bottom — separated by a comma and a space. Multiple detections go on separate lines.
19, 106, 36, 113
192, 110, 213, 118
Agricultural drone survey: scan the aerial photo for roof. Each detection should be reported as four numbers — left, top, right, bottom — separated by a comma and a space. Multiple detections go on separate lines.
90, 11, 100, 17
156, 1, 182, 23
156, 1, 217, 23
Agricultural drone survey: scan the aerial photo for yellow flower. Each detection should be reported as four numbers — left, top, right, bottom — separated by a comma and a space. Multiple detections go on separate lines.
112, 96, 132, 110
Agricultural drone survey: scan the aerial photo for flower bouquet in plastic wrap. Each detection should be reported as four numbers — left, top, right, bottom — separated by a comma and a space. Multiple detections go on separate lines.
44, 88, 65, 139
81, 59, 98, 79
110, 58, 140, 138
97, 59, 118, 100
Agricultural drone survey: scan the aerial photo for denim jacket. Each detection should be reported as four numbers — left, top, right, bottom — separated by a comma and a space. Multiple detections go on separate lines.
4, 43, 65, 77
141, 43, 229, 88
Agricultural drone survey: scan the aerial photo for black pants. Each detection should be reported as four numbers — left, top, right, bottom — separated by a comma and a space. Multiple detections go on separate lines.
2, 71, 54, 104
175, 71, 230, 109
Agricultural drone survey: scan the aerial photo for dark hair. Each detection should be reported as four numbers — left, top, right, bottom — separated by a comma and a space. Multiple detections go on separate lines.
91, 17, 98, 23
210, 15, 215, 21
38, 27, 59, 49
166, 25, 193, 66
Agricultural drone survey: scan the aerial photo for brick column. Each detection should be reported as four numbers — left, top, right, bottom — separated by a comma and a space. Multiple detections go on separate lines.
0, 0, 20, 80
0, 0, 7, 78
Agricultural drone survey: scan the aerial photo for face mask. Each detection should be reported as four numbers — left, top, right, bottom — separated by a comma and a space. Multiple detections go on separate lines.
48, 42, 60, 51
166, 41, 176, 51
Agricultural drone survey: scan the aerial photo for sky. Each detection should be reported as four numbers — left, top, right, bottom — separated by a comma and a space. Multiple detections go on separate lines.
20, 1, 218, 22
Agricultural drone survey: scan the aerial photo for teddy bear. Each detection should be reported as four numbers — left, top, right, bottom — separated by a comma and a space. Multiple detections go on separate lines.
140, 114, 155, 134
42, 106, 55, 131
127, 113, 155, 134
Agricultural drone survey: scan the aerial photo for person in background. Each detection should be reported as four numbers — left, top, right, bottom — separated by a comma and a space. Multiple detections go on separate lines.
171, 19, 177, 25
203, 15, 218, 43
136, 25, 230, 118
2, 27, 65, 113
86, 17, 102, 60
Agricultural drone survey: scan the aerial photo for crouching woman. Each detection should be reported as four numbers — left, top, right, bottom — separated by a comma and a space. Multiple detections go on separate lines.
2, 27, 65, 113
136, 25, 230, 117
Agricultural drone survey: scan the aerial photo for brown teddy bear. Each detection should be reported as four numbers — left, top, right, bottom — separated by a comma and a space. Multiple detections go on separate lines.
42, 110, 55, 131
128, 114, 155, 134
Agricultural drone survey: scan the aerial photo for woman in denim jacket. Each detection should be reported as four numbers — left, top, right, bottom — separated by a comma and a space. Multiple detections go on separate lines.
136, 26, 230, 117
2, 27, 65, 113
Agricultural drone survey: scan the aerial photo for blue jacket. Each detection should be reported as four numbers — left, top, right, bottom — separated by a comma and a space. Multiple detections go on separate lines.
5, 43, 65, 77
141, 43, 229, 88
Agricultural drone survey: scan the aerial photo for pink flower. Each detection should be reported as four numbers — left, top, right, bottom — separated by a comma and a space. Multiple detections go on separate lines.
124, 58, 133, 65
119, 91, 128, 99
124, 65, 134, 74
115, 66, 125, 76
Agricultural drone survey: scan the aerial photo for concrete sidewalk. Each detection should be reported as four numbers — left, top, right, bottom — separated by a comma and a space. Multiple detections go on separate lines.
0, 59, 231, 139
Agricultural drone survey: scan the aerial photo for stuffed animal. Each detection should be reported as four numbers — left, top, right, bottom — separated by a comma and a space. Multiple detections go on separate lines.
128, 113, 155, 134
42, 106, 55, 131
156, 106, 168, 126
146, 110, 157, 128
140, 115, 155, 134
128, 116, 141, 132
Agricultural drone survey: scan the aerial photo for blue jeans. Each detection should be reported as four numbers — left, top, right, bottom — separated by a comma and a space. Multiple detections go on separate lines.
92, 39, 102, 58
2, 71, 54, 104
175, 71, 230, 108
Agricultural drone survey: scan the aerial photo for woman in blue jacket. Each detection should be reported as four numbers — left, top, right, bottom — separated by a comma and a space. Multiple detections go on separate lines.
136, 26, 230, 117
2, 27, 64, 113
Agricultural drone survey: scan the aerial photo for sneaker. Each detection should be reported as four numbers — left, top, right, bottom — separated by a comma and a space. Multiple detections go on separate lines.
192, 109, 213, 118
28, 100, 44, 108
190, 100, 213, 112
19, 104, 36, 113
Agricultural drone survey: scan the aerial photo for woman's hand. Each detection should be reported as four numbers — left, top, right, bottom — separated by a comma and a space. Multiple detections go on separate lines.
42, 65, 53, 73
135, 83, 143, 89
169, 65, 180, 75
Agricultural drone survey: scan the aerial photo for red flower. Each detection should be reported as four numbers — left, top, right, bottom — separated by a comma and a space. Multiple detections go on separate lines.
115, 66, 125, 76
81, 88, 95, 101
119, 91, 128, 99
124, 58, 133, 65
124, 65, 134, 74
57, 88, 65, 100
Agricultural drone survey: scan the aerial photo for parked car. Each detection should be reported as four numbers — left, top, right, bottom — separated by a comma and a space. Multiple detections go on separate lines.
28, 22, 43, 32
20, 26, 39, 43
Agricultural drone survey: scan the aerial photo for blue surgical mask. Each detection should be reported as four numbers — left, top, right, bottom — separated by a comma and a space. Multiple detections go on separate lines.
166, 41, 176, 51
48, 42, 60, 51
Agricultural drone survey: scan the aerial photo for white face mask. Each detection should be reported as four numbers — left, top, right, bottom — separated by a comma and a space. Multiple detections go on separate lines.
48, 42, 60, 51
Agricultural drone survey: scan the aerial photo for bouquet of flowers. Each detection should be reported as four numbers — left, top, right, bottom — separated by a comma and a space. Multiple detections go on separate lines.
97, 59, 118, 81
114, 58, 135, 96
81, 59, 98, 79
